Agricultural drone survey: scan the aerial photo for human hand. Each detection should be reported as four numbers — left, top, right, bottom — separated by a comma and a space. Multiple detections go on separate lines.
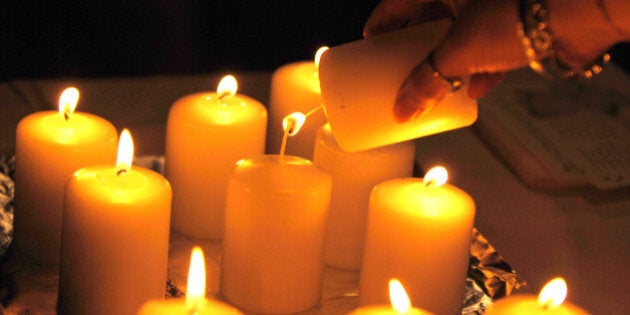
365, 0, 529, 121
366, 0, 630, 122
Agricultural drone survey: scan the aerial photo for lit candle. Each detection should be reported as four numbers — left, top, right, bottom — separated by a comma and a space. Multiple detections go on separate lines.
349, 279, 435, 315
485, 277, 589, 314
221, 116, 332, 314
266, 46, 328, 159
58, 129, 172, 315
318, 20, 477, 152
165, 74, 267, 239
313, 123, 415, 270
137, 246, 243, 315
359, 166, 475, 315
14, 87, 117, 263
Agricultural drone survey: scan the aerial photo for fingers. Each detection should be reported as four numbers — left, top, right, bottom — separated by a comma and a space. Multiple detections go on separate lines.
364, 0, 456, 38
394, 0, 530, 122
467, 73, 506, 99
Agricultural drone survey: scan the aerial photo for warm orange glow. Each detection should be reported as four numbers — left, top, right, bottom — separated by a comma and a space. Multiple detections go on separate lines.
314, 46, 329, 70
389, 278, 412, 313
282, 112, 306, 137
58, 87, 80, 120
115, 129, 134, 175
423, 166, 448, 187
217, 75, 238, 100
538, 277, 567, 310
186, 246, 207, 311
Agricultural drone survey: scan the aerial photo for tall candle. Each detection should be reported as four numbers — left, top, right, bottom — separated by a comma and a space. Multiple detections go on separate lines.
166, 75, 267, 239
485, 277, 589, 315
359, 166, 475, 315
137, 246, 243, 315
58, 129, 172, 315
221, 154, 332, 314
266, 47, 328, 159
14, 87, 117, 263
349, 279, 435, 315
318, 20, 477, 152
313, 123, 415, 270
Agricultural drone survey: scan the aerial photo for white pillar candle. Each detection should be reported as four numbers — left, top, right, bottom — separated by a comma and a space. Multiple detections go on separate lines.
166, 75, 267, 239
485, 278, 589, 315
359, 166, 475, 315
58, 130, 172, 315
14, 87, 117, 263
221, 154, 332, 314
137, 246, 243, 315
318, 20, 477, 152
313, 123, 415, 270
350, 279, 435, 315
266, 47, 328, 159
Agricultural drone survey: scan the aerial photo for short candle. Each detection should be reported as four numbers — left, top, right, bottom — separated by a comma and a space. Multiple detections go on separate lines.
166, 74, 267, 239
359, 166, 475, 315
349, 279, 435, 315
58, 129, 172, 315
137, 246, 243, 315
14, 87, 117, 263
485, 277, 590, 314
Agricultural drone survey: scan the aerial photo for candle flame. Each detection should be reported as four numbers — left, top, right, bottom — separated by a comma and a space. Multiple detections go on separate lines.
58, 87, 80, 120
217, 75, 238, 100
186, 246, 207, 311
423, 166, 448, 187
115, 129, 134, 175
282, 112, 306, 137
389, 278, 412, 314
314, 46, 329, 70
538, 277, 567, 310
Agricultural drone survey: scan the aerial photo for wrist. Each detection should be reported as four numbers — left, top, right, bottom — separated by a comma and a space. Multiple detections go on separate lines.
548, 0, 626, 68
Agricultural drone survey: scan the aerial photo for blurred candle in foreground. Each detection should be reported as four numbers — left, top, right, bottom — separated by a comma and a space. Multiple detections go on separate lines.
59, 129, 171, 315
266, 46, 328, 159
318, 20, 477, 152
359, 166, 475, 315
313, 123, 415, 270
485, 277, 589, 314
137, 246, 243, 315
349, 279, 435, 315
14, 87, 117, 263
221, 114, 332, 314
166, 74, 267, 239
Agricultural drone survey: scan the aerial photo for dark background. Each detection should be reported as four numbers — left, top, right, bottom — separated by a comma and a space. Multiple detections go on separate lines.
1, 1, 627, 81
1, 1, 380, 81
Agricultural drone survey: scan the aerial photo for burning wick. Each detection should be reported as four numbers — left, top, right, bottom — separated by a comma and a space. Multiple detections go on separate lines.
58, 87, 80, 122
115, 129, 134, 177
279, 112, 306, 162
423, 166, 448, 187
217, 75, 237, 101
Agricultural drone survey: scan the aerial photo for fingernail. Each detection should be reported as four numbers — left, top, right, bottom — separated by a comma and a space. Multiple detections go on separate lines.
393, 62, 448, 122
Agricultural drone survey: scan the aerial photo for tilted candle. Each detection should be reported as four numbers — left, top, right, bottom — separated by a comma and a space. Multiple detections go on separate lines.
359, 166, 475, 315
266, 47, 328, 159
14, 87, 117, 263
166, 74, 267, 239
318, 20, 478, 152
313, 123, 415, 270
137, 246, 243, 315
58, 129, 172, 315
221, 154, 332, 314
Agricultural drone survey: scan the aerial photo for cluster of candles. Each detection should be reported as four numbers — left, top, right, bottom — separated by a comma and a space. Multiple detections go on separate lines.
12, 28, 589, 315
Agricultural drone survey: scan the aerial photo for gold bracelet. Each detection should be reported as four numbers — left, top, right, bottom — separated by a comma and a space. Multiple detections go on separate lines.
518, 0, 611, 79
428, 51, 463, 92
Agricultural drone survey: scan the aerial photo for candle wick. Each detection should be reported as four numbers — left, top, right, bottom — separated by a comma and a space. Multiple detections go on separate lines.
63, 111, 70, 121
424, 179, 435, 187
279, 127, 289, 163
304, 104, 323, 118
218, 92, 231, 102
116, 168, 128, 176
